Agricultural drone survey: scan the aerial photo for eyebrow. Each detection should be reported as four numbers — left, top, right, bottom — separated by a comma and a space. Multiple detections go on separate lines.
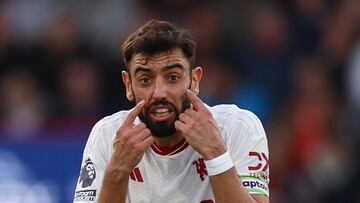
163, 63, 185, 71
134, 66, 151, 75
134, 63, 185, 74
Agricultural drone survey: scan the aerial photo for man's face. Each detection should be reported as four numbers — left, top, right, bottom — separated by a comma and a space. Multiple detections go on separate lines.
123, 48, 202, 137
138, 93, 190, 137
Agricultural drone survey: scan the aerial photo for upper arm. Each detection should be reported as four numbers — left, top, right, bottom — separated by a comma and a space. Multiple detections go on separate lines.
225, 108, 270, 198
73, 124, 109, 203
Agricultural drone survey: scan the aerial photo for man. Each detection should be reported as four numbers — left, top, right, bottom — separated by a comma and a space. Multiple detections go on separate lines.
73, 20, 270, 203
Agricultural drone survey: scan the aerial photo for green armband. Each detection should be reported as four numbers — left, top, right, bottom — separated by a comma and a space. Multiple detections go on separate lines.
240, 176, 269, 197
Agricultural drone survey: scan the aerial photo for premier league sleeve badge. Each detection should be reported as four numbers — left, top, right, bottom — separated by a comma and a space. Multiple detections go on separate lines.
79, 158, 96, 188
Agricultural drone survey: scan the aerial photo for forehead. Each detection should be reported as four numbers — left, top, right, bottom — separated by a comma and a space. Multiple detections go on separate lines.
129, 48, 190, 72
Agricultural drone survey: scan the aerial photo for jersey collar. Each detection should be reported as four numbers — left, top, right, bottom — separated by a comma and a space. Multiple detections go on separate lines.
151, 138, 189, 156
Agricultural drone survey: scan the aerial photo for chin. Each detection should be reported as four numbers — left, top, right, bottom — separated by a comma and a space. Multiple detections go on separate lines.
149, 121, 176, 138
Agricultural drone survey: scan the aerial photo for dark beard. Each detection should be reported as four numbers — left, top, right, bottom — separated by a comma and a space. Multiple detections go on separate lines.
137, 94, 190, 137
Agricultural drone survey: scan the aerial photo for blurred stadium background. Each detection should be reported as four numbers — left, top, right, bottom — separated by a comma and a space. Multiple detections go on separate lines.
0, 0, 359, 202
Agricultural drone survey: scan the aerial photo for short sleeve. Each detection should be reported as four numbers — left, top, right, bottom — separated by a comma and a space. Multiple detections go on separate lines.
226, 109, 270, 197
73, 123, 108, 203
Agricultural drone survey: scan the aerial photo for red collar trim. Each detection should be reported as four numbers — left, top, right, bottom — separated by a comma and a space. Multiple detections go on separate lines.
151, 138, 189, 156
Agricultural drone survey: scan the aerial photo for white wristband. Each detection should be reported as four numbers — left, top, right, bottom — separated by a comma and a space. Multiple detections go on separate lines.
204, 151, 234, 176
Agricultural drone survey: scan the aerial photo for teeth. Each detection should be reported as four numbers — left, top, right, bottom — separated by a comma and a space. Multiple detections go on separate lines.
155, 108, 169, 114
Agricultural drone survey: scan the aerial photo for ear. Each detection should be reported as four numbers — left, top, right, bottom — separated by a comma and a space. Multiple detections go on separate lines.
190, 67, 203, 95
122, 70, 135, 101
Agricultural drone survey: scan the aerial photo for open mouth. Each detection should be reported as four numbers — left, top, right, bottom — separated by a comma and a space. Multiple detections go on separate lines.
149, 105, 175, 122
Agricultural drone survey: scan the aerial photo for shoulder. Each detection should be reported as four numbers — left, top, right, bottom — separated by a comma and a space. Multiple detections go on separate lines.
208, 104, 262, 127
82, 109, 133, 165
94, 110, 130, 131
86, 109, 131, 147
208, 104, 265, 139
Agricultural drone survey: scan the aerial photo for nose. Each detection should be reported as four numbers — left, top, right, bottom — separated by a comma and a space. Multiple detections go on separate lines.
152, 79, 167, 100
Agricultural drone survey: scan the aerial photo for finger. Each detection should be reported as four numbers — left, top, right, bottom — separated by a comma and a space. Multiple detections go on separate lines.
184, 108, 196, 118
136, 128, 151, 141
133, 122, 147, 132
174, 120, 187, 133
124, 100, 145, 126
136, 135, 154, 150
179, 113, 194, 124
143, 136, 154, 146
129, 127, 151, 145
186, 89, 205, 111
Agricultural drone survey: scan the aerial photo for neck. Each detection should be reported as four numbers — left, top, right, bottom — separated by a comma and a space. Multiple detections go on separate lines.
153, 132, 184, 148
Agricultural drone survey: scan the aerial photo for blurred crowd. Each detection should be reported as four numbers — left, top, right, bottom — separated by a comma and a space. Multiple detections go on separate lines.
0, 0, 359, 202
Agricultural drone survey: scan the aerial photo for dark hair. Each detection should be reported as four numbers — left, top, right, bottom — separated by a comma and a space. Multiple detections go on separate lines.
121, 20, 196, 70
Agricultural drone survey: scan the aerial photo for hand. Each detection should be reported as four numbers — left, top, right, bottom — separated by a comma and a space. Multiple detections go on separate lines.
110, 100, 154, 173
175, 90, 226, 160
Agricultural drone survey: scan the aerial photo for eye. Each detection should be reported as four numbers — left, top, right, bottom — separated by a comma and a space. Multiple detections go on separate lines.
139, 77, 152, 85
168, 75, 179, 81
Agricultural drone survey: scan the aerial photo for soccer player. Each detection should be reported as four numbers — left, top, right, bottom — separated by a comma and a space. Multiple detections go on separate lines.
73, 20, 270, 203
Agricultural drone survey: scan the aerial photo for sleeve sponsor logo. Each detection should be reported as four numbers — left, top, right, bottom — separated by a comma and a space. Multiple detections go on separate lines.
79, 158, 96, 188
243, 179, 268, 191
248, 152, 269, 172
74, 190, 96, 201
241, 176, 269, 197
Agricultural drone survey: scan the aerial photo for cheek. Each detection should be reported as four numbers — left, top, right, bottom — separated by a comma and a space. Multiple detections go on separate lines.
170, 88, 188, 106
132, 89, 152, 103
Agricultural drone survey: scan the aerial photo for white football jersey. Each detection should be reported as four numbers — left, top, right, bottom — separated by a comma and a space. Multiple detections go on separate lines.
73, 104, 270, 203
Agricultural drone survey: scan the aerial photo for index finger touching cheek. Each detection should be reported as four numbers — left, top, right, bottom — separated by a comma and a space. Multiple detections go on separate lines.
186, 89, 205, 111
124, 100, 145, 126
